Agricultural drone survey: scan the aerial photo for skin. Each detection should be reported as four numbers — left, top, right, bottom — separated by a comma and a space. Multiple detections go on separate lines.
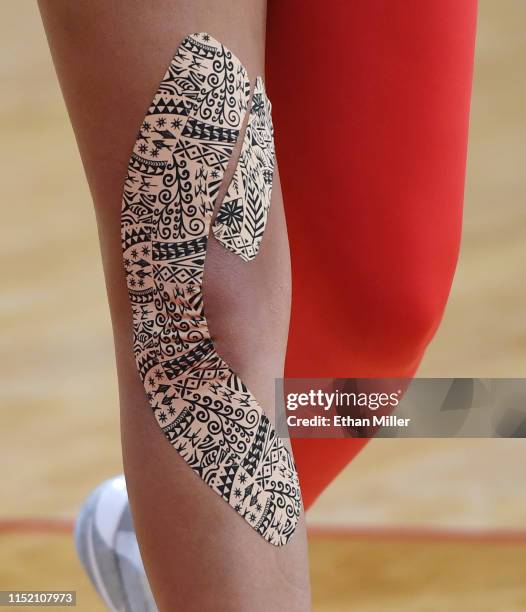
37, 1, 311, 610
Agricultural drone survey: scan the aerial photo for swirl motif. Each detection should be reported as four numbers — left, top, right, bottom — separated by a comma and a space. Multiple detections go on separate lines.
120, 32, 301, 546
212, 76, 276, 262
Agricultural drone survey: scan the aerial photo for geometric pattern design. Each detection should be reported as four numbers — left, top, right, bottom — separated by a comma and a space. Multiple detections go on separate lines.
120, 32, 301, 545
212, 76, 275, 261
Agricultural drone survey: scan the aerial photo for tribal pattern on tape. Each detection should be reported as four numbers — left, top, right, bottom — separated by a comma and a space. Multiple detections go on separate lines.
120, 32, 301, 545
213, 76, 275, 261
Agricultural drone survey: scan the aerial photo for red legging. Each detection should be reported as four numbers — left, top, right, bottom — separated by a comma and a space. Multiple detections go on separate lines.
265, 0, 478, 509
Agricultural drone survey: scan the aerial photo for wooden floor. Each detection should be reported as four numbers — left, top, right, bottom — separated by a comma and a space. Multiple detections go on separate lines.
4, 531, 526, 612
1, 2, 525, 610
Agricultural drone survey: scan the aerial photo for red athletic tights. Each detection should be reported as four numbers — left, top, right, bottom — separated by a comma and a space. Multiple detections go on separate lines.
265, 0, 478, 508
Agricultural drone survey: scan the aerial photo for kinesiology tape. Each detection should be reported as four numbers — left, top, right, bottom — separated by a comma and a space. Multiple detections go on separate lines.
120, 32, 301, 545
212, 76, 275, 262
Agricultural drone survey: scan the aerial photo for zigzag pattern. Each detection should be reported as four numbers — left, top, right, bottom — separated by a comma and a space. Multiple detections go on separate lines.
120, 32, 301, 546
212, 77, 276, 262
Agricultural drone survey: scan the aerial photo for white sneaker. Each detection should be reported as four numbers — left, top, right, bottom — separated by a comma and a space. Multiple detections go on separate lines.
75, 475, 156, 611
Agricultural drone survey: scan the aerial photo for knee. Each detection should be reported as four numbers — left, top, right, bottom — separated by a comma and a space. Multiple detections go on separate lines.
346, 271, 455, 375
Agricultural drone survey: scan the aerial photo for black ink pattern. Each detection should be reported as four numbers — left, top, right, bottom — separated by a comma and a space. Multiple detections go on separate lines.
120, 33, 301, 546
213, 76, 276, 261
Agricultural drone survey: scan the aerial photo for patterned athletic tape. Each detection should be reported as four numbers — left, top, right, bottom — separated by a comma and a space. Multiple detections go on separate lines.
120, 32, 301, 545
